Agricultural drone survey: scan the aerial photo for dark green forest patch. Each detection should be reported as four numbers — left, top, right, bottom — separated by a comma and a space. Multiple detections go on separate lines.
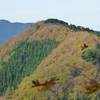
0, 39, 59, 95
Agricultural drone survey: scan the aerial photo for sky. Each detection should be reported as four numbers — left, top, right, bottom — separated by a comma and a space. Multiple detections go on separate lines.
0, 0, 100, 31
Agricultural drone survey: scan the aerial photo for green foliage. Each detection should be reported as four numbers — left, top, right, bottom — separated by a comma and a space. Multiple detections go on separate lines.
92, 32, 100, 37
68, 92, 79, 100
35, 24, 40, 30
22, 93, 31, 100
81, 49, 98, 64
0, 39, 59, 96
45, 19, 100, 35
81, 44, 100, 64
58, 90, 65, 99
45, 18, 68, 26
5, 86, 12, 99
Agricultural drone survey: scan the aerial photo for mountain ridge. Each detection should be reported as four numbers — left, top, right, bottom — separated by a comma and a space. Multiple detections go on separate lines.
12, 30, 99, 100
0, 19, 100, 99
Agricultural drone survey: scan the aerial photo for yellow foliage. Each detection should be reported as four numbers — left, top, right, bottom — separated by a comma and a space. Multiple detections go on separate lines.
38, 85, 50, 92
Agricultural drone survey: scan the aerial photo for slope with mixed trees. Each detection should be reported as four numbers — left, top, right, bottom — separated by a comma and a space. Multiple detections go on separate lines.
0, 19, 100, 100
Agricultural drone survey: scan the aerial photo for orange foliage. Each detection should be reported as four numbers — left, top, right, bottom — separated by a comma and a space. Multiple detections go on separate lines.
38, 85, 51, 92
81, 80, 100, 94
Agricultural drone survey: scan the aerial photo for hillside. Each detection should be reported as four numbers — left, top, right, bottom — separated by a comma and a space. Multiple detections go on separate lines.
0, 19, 100, 100
0, 20, 33, 44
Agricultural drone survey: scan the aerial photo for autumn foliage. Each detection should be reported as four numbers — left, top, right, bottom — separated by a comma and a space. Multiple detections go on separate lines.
81, 80, 100, 94
0, 19, 100, 100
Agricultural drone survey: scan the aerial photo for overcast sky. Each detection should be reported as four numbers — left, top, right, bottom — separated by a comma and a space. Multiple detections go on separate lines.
0, 0, 100, 30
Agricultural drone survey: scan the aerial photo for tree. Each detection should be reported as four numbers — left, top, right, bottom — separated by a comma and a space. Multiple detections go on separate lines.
5, 86, 12, 98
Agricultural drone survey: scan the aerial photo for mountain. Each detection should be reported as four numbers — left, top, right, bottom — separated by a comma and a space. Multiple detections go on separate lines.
0, 19, 33, 44
0, 19, 100, 100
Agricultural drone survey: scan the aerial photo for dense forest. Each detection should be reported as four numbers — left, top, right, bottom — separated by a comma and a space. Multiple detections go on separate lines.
82, 43, 100, 64
0, 39, 59, 95
45, 19, 100, 37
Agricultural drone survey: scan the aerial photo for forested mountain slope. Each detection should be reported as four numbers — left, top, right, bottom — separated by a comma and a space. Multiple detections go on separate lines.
0, 19, 100, 100
12, 32, 100, 100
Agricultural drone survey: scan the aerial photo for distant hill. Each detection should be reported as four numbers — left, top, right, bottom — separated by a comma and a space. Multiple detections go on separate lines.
0, 20, 33, 44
